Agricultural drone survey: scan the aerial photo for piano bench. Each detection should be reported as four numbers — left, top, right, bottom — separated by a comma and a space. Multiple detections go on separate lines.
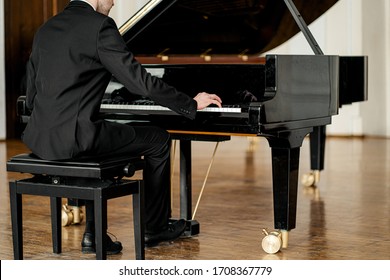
6, 153, 145, 260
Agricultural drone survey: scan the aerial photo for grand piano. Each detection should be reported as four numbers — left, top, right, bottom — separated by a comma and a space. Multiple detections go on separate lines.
17, 0, 368, 253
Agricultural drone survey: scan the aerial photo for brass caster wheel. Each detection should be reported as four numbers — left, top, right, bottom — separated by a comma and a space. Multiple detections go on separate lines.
301, 170, 320, 187
261, 229, 289, 254
261, 229, 282, 254
62, 204, 84, 227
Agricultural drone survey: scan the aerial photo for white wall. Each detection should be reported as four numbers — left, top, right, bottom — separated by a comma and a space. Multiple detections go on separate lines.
360, 0, 390, 137
0, 0, 6, 140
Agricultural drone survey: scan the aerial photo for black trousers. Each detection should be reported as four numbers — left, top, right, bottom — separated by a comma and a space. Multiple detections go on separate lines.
85, 125, 171, 234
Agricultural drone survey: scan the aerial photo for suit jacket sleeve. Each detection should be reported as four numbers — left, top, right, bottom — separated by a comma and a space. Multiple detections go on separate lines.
97, 17, 198, 119
25, 57, 37, 111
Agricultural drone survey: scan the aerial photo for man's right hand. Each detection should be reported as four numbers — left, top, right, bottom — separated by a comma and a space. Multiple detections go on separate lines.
193, 92, 222, 110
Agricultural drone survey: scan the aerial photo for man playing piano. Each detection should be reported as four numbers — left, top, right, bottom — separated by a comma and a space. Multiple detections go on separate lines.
22, 0, 222, 254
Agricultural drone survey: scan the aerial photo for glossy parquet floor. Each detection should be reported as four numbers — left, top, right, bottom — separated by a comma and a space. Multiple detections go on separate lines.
0, 136, 389, 260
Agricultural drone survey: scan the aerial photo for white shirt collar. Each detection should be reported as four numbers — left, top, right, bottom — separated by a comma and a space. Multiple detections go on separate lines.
71, 0, 96, 11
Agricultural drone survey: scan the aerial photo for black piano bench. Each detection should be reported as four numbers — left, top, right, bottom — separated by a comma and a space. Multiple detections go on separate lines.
6, 153, 145, 260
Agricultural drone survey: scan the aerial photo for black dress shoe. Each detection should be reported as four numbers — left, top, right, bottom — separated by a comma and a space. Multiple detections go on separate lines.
145, 219, 186, 247
81, 232, 123, 255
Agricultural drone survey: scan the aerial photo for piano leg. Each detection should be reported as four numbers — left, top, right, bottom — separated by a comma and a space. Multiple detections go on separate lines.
264, 128, 312, 253
179, 139, 200, 236
271, 147, 300, 236
302, 126, 326, 187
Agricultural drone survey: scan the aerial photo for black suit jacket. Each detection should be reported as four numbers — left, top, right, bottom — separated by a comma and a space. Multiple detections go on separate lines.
23, 1, 197, 160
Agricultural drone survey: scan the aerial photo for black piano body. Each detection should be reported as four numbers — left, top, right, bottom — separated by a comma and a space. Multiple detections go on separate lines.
17, 0, 368, 252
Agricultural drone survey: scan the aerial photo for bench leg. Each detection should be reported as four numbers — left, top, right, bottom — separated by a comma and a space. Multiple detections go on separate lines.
50, 197, 62, 253
9, 181, 23, 260
133, 181, 145, 260
94, 190, 107, 260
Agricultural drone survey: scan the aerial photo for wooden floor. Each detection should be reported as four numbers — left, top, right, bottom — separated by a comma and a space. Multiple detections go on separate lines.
1, 136, 389, 260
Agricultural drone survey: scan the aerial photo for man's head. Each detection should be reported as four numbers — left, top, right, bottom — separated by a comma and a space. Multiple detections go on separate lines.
82, 0, 114, 15
96, 0, 115, 15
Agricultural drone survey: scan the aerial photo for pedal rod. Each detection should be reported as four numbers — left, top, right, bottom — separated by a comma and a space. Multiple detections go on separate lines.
192, 142, 220, 220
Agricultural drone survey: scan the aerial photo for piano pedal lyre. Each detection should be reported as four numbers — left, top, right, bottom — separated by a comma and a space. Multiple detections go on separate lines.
261, 228, 289, 254
301, 170, 320, 188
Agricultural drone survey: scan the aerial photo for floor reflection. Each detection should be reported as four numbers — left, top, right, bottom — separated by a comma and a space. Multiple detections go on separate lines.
304, 186, 328, 259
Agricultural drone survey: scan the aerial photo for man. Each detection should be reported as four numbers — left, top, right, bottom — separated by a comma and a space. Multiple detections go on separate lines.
23, 0, 222, 255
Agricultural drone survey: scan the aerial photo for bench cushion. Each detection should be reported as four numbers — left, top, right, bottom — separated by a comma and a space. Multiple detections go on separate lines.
7, 153, 144, 179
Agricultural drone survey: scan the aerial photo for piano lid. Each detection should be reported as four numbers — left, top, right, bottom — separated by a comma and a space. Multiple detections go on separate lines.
119, 0, 338, 57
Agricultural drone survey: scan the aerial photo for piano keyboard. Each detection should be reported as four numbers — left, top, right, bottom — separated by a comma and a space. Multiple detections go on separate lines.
100, 103, 242, 113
